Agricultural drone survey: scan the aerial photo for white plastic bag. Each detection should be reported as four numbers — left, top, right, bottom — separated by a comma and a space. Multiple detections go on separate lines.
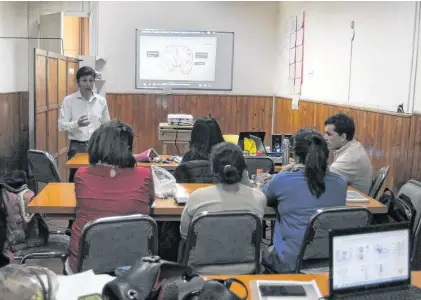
0, 264, 59, 300
151, 166, 177, 198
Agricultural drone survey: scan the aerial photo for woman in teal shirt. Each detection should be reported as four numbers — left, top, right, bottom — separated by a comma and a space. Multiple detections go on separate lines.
262, 129, 347, 273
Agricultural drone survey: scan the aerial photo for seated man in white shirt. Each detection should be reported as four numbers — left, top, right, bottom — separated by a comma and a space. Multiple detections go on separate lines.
58, 66, 110, 182
324, 113, 373, 194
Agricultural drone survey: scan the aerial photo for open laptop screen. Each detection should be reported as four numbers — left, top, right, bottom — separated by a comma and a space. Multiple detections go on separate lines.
332, 228, 410, 292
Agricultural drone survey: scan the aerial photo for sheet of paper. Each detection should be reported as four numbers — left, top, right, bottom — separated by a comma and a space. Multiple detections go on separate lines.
250, 279, 322, 300
346, 191, 369, 202
292, 94, 300, 110
55, 270, 114, 299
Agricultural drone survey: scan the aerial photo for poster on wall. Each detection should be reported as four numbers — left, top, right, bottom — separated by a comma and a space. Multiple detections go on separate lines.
288, 11, 305, 98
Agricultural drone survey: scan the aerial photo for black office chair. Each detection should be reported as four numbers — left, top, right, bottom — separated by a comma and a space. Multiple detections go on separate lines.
244, 157, 274, 178
296, 206, 372, 274
27, 149, 61, 194
182, 211, 262, 275
368, 166, 390, 199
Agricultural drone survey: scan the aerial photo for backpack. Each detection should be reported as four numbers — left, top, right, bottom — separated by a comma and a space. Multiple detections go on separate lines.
377, 188, 416, 227
0, 171, 49, 253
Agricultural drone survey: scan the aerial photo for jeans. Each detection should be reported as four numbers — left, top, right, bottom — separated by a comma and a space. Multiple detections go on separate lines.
68, 140, 88, 183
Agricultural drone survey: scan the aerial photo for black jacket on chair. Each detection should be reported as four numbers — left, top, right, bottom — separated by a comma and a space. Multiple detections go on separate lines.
174, 160, 215, 184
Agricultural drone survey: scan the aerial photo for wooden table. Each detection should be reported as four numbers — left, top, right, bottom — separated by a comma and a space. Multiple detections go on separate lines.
66, 153, 179, 171
27, 183, 387, 221
66, 153, 284, 172
209, 272, 421, 299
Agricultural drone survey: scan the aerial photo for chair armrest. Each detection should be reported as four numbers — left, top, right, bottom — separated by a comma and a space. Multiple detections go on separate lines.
20, 251, 68, 265
49, 230, 66, 235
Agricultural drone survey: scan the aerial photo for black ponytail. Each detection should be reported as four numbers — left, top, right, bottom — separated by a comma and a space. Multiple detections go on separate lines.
292, 129, 329, 198
211, 142, 247, 185
220, 165, 242, 184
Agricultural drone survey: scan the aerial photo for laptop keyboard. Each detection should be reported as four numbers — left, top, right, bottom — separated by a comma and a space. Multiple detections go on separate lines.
339, 286, 421, 300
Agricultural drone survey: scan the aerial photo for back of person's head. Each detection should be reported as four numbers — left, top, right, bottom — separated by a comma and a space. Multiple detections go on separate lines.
211, 142, 247, 184
189, 117, 224, 159
292, 129, 329, 198
88, 120, 136, 168
324, 113, 355, 141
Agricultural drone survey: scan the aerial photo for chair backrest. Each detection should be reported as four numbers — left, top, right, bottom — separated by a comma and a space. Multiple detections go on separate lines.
183, 211, 261, 275
296, 206, 372, 272
244, 157, 274, 177
27, 150, 61, 184
398, 180, 421, 232
76, 214, 158, 274
368, 166, 390, 198
173, 160, 215, 184
398, 180, 421, 270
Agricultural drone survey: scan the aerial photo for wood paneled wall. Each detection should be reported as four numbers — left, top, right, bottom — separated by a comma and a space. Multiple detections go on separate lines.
107, 93, 416, 192
274, 98, 411, 191
106, 93, 273, 155
0, 92, 29, 173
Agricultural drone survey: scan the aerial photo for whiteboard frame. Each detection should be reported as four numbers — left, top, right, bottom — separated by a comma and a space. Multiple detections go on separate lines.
135, 29, 234, 91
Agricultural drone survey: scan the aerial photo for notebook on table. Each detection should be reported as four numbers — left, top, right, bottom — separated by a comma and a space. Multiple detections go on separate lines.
346, 191, 369, 202
328, 222, 421, 299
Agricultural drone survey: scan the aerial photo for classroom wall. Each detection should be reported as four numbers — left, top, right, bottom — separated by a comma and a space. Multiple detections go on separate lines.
275, 1, 416, 112
0, 1, 29, 93
97, 1, 278, 95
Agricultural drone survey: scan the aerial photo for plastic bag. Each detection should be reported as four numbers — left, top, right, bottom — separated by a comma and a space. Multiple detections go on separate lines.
151, 166, 177, 198
0, 264, 59, 300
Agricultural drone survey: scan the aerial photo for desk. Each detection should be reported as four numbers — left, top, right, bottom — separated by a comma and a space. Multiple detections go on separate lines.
66, 153, 284, 172
66, 153, 179, 171
209, 272, 421, 299
27, 183, 387, 221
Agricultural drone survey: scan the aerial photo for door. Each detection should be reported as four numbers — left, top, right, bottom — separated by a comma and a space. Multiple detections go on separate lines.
39, 12, 64, 53
34, 48, 78, 181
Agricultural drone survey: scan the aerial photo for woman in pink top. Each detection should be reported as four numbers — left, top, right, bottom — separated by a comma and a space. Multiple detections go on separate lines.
66, 120, 155, 273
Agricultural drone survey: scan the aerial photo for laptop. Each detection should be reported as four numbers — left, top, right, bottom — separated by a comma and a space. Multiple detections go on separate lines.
238, 131, 266, 150
328, 222, 421, 299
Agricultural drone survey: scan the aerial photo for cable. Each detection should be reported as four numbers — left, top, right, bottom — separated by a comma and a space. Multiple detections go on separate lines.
348, 21, 355, 102
174, 121, 180, 156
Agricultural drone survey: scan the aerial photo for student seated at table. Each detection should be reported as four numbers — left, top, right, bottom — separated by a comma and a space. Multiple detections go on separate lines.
262, 129, 347, 274
66, 120, 155, 274
324, 113, 372, 194
181, 116, 224, 163
179, 142, 266, 240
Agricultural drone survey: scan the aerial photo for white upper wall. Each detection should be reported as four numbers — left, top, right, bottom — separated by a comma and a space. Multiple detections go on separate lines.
275, 1, 416, 112
97, 1, 278, 95
0, 1, 28, 92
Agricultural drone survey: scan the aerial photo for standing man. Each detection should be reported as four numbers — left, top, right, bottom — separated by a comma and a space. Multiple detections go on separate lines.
58, 66, 110, 182
324, 113, 373, 194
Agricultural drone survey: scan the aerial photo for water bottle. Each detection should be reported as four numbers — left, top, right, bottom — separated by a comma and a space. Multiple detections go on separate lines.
250, 174, 257, 188
255, 169, 265, 189
282, 138, 290, 165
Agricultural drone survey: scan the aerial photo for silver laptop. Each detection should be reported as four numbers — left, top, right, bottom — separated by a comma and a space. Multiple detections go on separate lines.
329, 222, 421, 299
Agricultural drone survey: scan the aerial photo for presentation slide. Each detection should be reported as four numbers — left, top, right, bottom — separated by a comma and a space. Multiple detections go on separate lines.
138, 36, 217, 82
135, 30, 234, 91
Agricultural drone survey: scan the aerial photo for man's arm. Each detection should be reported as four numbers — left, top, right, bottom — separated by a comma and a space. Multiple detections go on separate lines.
58, 98, 79, 132
101, 100, 111, 124
329, 159, 355, 185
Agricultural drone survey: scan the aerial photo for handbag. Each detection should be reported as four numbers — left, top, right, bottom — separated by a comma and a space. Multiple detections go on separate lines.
102, 256, 206, 300
183, 278, 248, 300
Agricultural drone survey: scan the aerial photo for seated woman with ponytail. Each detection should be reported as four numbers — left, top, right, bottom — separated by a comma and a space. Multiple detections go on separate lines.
180, 142, 266, 239
262, 129, 347, 273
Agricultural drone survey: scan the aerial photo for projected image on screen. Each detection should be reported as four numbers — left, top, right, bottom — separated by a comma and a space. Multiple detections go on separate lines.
136, 30, 234, 91
139, 36, 217, 82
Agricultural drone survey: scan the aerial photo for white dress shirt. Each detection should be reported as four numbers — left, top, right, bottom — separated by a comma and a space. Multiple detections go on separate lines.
58, 90, 110, 142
